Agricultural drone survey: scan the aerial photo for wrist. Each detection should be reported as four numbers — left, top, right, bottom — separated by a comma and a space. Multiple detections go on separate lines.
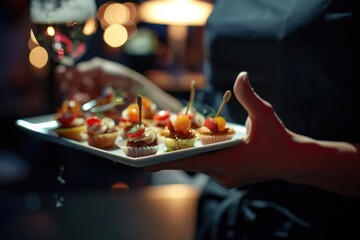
283, 134, 360, 196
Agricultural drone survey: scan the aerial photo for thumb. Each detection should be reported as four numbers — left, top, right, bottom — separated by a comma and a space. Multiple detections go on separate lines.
233, 72, 271, 120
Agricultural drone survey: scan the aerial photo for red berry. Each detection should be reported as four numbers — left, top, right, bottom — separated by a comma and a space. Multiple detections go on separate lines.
204, 117, 217, 131
127, 124, 145, 138
86, 116, 102, 126
153, 110, 170, 121
166, 119, 174, 132
57, 115, 75, 127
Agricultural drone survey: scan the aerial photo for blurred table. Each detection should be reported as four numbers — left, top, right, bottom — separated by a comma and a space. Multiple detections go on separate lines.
0, 184, 200, 240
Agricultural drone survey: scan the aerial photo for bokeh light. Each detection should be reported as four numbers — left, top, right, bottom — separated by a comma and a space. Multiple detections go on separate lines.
28, 1, 143, 67
103, 24, 128, 48
29, 46, 48, 68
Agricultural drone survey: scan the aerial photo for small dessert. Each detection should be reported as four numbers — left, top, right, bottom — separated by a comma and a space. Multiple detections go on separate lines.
122, 123, 159, 157
86, 116, 119, 148
159, 113, 197, 151
198, 90, 235, 144
55, 99, 86, 141
121, 96, 159, 157
198, 116, 235, 144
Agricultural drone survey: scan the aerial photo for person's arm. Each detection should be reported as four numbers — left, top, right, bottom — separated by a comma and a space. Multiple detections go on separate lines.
55, 57, 183, 112
146, 72, 360, 198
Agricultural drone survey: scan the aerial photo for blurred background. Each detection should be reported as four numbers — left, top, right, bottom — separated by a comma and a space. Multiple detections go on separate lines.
0, 0, 358, 239
0, 1, 213, 239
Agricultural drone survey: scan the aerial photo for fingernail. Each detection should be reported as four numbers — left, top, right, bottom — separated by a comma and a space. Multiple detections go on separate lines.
242, 72, 249, 83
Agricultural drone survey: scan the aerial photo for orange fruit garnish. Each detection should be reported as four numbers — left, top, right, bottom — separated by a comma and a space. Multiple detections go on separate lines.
173, 114, 191, 132
214, 116, 227, 131
127, 103, 140, 122
141, 96, 152, 112
61, 99, 81, 116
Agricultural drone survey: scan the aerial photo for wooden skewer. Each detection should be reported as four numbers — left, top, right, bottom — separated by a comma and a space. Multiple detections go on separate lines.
215, 90, 232, 117
186, 80, 196, 115
137, 95, 142, 125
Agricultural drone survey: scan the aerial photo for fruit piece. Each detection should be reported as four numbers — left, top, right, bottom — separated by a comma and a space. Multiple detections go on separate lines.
173, 114, 191, 132
127, 124, 145, 138
214, 116, 227, 131
204, 117, 217, 131
141, 96, 152, 111
127, 103, 140, 122
166, 119, 174, 131
86, 116, 102, 126
57, 115, 75, 127
61, 99, 81, 116
154, 110, 171, 121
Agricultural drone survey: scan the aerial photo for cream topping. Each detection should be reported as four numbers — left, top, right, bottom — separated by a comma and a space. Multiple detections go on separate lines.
87, 117, 115, 135
69, 117, 85, 127
128, 129, 156, 144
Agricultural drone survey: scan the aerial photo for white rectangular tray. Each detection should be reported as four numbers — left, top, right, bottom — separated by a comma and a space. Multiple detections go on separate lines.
16, 114, 246, 167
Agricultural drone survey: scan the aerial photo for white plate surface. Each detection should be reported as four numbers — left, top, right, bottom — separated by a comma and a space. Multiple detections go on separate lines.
16, 114, 246, 167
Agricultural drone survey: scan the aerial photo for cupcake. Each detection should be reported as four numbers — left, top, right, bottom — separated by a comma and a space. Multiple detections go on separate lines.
55, 99, 86, 141
121, 124, 159, 158
159, 114, 197, 151
198, 116, 235, 145
86, 116, 119, 148
198, 90, 234, 144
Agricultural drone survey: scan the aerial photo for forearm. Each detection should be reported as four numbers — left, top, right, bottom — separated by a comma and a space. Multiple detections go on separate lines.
285, 135, 360, 198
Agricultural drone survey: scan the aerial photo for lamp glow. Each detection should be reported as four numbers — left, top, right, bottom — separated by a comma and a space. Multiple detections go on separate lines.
140, 0, 213, 26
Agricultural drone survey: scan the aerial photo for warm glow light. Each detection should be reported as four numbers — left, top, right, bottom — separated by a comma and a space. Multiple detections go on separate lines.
104, 3, 130, 25
30, 30, 39, 45
140, 0, 213, 26
144, 184, 200, 200
83, 18, 97, 35
47, 26, 55, 36
124, 2, 141, 23
103, 24, 128, 48
111, 182, 130, 191
29, 46, 48, 69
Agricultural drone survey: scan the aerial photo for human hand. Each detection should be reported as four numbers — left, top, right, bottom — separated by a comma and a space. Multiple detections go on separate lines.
54, 57, 183, 111
146, 72, 297, 188
146, 72, 360, 197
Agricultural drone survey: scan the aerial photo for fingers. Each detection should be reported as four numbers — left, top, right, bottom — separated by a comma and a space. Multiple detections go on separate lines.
233, 72, 271, 120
